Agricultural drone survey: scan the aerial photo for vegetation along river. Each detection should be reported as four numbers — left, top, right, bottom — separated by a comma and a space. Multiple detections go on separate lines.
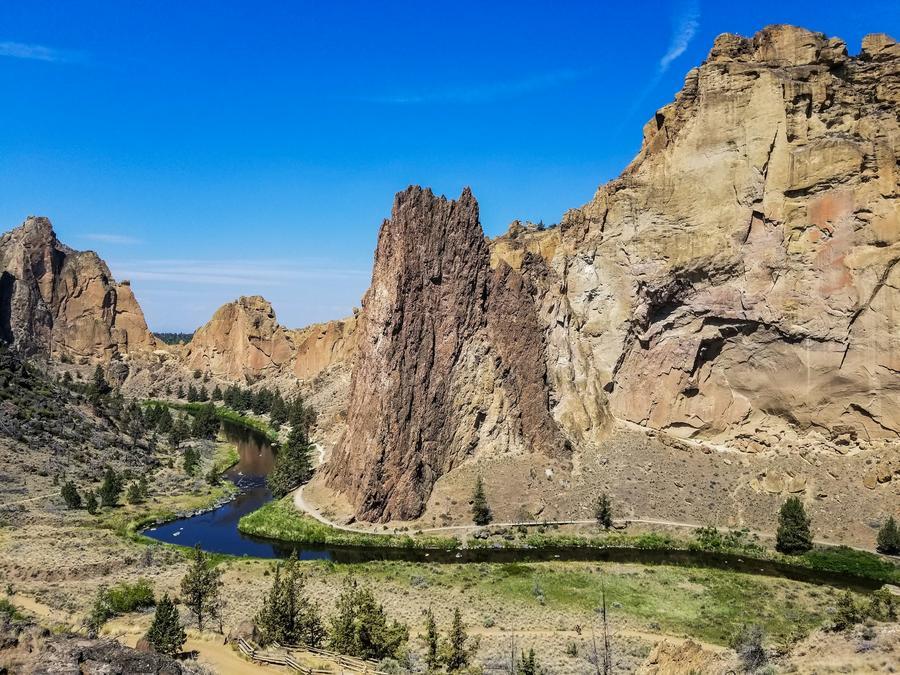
141, 420, 884, 591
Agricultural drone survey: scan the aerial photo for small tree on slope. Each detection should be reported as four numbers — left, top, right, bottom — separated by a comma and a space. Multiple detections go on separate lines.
877, 516, 900, 555
775, 496, 812, 554
471, 475, 492, 526
146, 593, 186, 656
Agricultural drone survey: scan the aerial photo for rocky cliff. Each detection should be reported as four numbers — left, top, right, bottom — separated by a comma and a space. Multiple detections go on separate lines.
324, 25, 900, 521
184, 295, 356, 382
324, 187, 567, 521
0, 217, 156, 361
547, 25, 900, 449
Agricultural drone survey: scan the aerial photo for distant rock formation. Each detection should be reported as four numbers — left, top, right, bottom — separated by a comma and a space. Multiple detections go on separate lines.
323, 25, 900, 520
324, 186, 567, 521
0, 216, 156, 361
185, 295, 356, 382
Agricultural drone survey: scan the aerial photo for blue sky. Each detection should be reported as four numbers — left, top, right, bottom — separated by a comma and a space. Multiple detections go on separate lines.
1, 1, 897, 331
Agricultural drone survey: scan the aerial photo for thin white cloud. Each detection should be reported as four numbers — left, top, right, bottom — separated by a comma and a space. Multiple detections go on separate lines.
82, 233, 144, 245
365, 68, 592, 105
108, 259, 369, 288
0, 41, 82, 64
658, 2, 700, 72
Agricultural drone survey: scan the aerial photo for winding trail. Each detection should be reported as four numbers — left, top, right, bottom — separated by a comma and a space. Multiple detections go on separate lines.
292, 482, 888, 557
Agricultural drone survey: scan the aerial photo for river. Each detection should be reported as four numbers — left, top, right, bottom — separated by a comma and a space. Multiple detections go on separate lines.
141, 420, 884, 591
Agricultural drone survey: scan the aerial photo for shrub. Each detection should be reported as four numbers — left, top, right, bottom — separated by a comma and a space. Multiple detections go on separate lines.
730, 624, 767, 672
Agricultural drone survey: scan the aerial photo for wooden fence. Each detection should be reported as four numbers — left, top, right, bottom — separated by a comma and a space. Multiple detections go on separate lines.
236, 637, 388, 674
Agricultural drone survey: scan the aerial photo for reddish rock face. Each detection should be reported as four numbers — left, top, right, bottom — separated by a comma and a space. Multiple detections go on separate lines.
0, 216, 156, 360
325, 186, 567, 521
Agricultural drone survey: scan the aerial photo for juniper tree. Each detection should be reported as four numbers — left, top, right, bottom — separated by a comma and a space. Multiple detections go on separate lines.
441, 607, 478, 672
471, 475, 492, 526
179, 545, 222, 631
98, 467, 123, 507
255, 553, 324, 647
775, 497, 812, 554
518, 647, 540, 675
61, 480, 81, 509
211, 384, 223, 401
594, 493, 613, 530
146, 593, 186, 655
876, 516, 900, 555
420, 607, 440, 672
328, 576, 408, 660
85, 489, 98, 515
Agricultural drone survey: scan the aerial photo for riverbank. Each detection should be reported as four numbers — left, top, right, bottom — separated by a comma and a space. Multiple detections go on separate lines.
238, 498, 900, 585
145, 399, 281, 443
238, 498, 460, 550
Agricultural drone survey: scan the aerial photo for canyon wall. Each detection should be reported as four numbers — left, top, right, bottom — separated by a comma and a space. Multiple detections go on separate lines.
184, 295, 356, 382
325, 25, 899, 521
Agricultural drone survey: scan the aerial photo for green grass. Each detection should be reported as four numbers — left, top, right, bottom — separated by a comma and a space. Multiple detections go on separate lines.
93, 482, 237, 538
311, 559, 837, 647
238, 498, 460, 550
790, 546, 900, 584
213, 441, 240, 473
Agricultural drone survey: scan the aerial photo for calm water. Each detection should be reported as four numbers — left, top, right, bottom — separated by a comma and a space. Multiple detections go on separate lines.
143, 420, 329, 559
140, 421, 883, 590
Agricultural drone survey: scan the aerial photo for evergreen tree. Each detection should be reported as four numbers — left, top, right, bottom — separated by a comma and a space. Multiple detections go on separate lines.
146, 593, 186, 655
775, 496, 813, 554
89, 364, 111, 408
61, 480, 81, 509
471, 475, 492, 526
198, 385, 209, 402
191, 402, 219, 439
877, 516, 900, 555
187, 384, 199, 402
169, 416, 190, 449
126, 481, 145, 504
594, 493, 613, 530
176, 384, 184, 399
441, 607, 477, 672
328, 576, 408, 660
420, 607, 440, 672
179, 545, 222, 631
183, 446, 200, 476
98, 466, 123, 507
255, 553, 325, 647
211, 384, 223, 401
157, 406, 173, 434
831, 590, 862, 631
85, 489, 98, 514
269, 393, 288, 428
518, 648, 540, 675
267, 424, 314, 497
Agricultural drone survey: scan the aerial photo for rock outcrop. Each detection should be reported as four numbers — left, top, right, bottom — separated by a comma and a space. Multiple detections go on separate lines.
184, 295, 356, 382
324, 25, 900, 520
544, 25, 900, 448
0, 217, 156, 361
325, 187, 566, 521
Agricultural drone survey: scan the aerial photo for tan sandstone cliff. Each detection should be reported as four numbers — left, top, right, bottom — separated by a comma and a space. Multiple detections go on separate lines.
323, 25, 900, 521
184, 295, 356, 383
0, 217, 156, 361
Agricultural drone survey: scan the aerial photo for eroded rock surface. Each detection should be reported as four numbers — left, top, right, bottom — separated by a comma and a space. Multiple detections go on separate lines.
325, 187, 566, 521
0, 217, 156, 361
